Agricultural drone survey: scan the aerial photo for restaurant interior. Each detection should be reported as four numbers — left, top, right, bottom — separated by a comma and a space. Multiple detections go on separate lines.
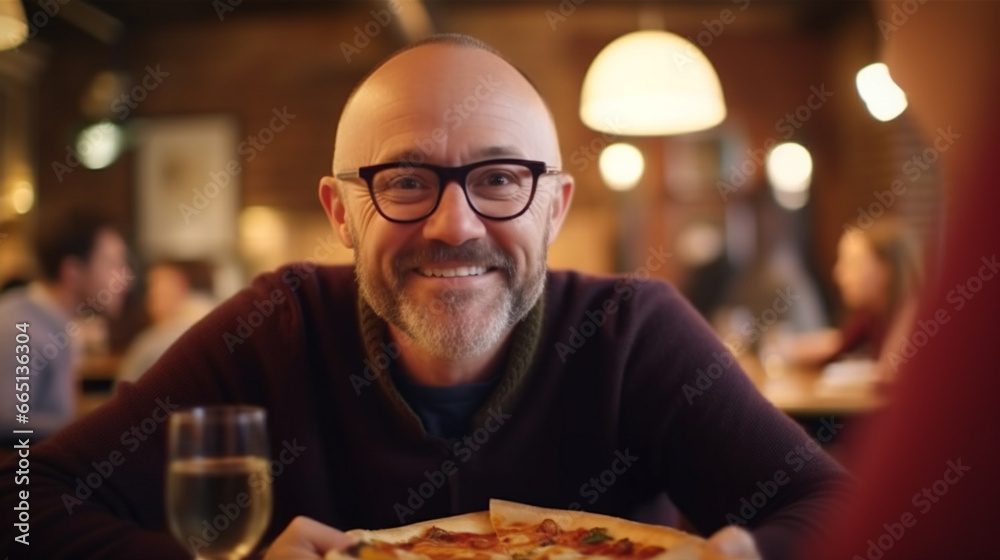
0, 0, 949, 436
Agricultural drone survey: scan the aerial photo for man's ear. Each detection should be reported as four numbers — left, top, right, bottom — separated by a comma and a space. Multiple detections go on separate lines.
318, 176, 354, 249
545, 174, 575, 247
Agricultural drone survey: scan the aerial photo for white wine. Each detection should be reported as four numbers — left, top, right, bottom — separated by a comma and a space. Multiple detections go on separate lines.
166, 456, 272, 560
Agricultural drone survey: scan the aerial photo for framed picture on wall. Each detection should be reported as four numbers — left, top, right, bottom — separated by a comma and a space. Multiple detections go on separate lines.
663, 128, 748, 202
133, 115, 240, 261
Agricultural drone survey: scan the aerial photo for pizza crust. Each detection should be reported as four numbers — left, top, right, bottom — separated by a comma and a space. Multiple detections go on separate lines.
347, 511, 493, 543
489, 499, 704, 550
325, 512, 500, 560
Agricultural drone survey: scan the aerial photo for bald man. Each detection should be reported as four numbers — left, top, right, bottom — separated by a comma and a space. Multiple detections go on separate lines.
320, 35, 569, 389
0, 35, 844, 560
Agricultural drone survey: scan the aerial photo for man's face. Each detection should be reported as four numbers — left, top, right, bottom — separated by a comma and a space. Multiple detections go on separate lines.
322, 44, 572, 359
146, 265, 188, 324
76, 229, 132, 317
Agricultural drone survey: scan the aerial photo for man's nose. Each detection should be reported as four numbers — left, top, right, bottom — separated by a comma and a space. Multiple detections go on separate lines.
422, 181, 487, 245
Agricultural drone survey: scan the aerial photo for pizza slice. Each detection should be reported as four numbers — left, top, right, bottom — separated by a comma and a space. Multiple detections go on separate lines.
488, 499, 704, 560
326, 500, 704, 560
326, 511, 508, 560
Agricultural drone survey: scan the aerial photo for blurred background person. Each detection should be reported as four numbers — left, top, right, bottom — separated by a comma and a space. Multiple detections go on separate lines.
777, 218, 921, 366
709, 194, 830, 360
0, 210, 132, 441
117, 260, 217, 384
811, 1, 1000, 558
0, 276, 30, 294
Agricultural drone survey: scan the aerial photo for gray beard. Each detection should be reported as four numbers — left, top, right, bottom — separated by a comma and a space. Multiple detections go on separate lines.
353, 228, 547, 360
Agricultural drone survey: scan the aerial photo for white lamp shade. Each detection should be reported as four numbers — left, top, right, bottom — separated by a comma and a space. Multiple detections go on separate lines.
0, 0, 28, 51
581, 30, 727, 136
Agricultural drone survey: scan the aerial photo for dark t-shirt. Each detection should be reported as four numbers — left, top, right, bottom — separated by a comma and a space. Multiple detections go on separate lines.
392, 370, 501, 439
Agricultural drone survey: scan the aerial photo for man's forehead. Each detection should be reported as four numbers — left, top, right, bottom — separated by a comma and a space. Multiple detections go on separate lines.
333, 43, 560, 170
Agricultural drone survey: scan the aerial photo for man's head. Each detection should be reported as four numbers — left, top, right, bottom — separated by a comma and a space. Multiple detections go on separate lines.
146, 260, 213, 324
319, 34, 573, 360
35, 210, 132, 317
834, 219, 919, 315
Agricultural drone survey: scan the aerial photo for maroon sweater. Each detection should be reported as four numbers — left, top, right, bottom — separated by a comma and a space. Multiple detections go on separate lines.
0, 267, 845, 560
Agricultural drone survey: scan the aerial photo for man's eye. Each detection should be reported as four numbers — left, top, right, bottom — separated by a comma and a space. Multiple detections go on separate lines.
387, 176, 427, 190
485, 173, 514, 186
475, 171, 518, 188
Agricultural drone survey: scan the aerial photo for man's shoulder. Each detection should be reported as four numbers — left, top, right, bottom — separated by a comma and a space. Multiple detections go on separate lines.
541, 269, 722, 376
543, 268, 710, 343
542, 269, 701, 346
0, 292, 28, 341
249, 263, 356, 299
0, 287, 31, 310
0, 288, 51, 326
545, 268, 683, 309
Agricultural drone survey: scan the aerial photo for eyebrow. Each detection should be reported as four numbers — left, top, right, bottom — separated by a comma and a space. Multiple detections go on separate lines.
378, 145, 526, 165
472, 145, 525, 159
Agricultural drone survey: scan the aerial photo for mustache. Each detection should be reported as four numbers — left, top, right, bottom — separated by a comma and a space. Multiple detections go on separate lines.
394, 241, 516, 276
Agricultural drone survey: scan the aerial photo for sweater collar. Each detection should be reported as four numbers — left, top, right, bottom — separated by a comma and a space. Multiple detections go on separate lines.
357, 293, 544, 438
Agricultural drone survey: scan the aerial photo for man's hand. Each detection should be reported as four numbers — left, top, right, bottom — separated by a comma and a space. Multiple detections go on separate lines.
704, 526, 762, 560
263, 516, 355, 560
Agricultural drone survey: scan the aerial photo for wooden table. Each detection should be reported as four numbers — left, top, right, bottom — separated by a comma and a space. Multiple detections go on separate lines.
71, 352, 883, 420
739, 355, 883, 417
77, 354, 121, 418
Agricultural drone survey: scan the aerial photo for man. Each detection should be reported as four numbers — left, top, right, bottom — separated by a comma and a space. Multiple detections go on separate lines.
0, 36, 843, 560
0, 211, 132, 440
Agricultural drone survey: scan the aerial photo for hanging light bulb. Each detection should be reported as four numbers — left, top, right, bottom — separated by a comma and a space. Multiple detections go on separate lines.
766, 142, 813, 211
75, 121, 126, 170
599, 143, 645, 191
580, 30, 727, 136
856, 62, 908, 122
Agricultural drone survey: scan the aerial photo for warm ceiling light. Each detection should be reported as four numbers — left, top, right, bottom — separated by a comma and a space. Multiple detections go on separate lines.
856, 62, 908, 122
580, 30, 727, 136
599, 143, 645, 191
239, 205, 287, 259
766, 142, 812, 210
0, 0, 28, 51
76, 121, 126, 170
12, 181, 34, 214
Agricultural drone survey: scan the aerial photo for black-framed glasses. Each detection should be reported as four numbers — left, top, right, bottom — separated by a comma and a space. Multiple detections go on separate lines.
335, 158, 561, 223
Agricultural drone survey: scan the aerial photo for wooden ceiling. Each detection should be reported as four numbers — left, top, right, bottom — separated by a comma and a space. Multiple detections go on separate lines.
23, 0, 869, 46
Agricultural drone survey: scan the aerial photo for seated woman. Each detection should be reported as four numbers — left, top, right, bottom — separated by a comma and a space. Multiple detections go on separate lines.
117, 260, 218, 383
782, 218, 921, 366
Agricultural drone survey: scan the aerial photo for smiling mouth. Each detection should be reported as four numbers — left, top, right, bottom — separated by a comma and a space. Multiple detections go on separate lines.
415, 266, 493, 278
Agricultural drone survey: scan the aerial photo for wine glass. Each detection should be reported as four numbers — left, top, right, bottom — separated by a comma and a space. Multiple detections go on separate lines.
166, 406, 273, 560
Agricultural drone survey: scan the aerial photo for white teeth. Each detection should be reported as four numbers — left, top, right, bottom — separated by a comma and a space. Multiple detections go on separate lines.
418, 266, 488, 278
